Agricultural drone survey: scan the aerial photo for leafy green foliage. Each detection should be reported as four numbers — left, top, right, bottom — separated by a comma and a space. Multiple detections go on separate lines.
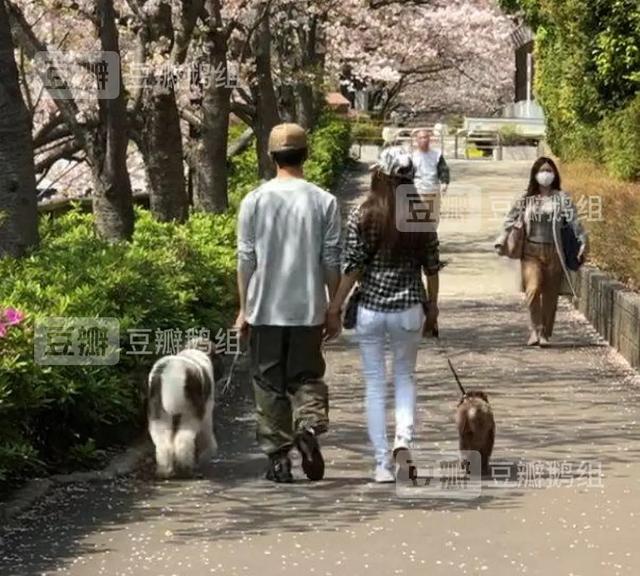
350, 119, 384, 145
564, 161, 640, 288
305, 113, 352, 189
502, 0, 640, 181
498, 125, 535, 146
0, 115, 350, 493
600, 94, 640, 181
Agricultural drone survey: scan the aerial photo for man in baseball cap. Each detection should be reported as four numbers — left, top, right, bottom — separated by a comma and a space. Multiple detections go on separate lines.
235, 123, 341, 483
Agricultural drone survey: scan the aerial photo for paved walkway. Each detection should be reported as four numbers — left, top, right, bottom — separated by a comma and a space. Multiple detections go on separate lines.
2, 160, 640, 576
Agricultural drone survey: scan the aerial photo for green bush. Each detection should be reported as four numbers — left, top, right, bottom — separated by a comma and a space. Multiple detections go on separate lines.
350, 119, 383, 145
499, 125, 534, 146
0, 114, 350, 493
600, 94, 640, 181
564, 161, 640, 288
0, 209, 237, 489
228, 120, 250, 142
503, 0, 640, 181
305, 112, 352, 189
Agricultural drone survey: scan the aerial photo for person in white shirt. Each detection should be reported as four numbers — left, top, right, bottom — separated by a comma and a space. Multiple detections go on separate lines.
236, 123, 341, 483
411, 129, 450, 231
411, 129, 450, 195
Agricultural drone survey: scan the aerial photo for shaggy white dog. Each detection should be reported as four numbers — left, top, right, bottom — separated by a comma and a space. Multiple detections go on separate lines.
147, 342, 217, 478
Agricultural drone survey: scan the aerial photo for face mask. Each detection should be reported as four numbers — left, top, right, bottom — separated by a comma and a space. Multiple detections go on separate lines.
536, 171, 555, 188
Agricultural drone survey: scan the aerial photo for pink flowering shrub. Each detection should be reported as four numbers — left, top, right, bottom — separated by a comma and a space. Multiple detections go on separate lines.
0, 307, 25, 338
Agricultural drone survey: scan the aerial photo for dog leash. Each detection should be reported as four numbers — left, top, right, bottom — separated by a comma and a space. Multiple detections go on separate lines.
447, 358, 467, 396
221, 326, 250, 395
222, 347, 243, 395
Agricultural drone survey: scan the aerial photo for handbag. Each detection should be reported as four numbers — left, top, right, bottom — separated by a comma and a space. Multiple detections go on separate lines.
502, 214, 525, 259
561, 218, 582, 271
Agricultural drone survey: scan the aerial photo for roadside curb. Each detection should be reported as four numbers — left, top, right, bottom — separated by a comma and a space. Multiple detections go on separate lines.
0, 436, 152, 524
568, 265, 640, 369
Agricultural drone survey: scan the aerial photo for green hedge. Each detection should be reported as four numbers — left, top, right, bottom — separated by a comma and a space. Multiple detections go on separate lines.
0, 114, 351, 493
600, 94, 640, 181
350, 120, 384, 145
502, 0, 640, 181
498, 125, 536, 146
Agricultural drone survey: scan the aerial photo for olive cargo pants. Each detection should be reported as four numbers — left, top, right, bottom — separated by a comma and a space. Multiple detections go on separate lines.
249, 325, 329, 456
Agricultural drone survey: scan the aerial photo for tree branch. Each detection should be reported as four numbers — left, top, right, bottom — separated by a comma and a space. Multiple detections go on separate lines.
230, 100, 255, 125
35, 139, 84, 174
124, 0, 148, 25
33, 113, 64, 148
6, 1, 87, 148
180, 106, 203, 129
369, 0, 436, 7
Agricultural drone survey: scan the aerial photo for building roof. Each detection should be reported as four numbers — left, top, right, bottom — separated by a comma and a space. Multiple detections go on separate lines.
325, 92, 351, 107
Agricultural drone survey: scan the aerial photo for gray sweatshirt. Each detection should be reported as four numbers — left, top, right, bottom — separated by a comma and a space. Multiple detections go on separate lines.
237, 177, 342, 326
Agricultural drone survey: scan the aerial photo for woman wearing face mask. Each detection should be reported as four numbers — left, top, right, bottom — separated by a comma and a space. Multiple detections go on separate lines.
495, 157, 588, 347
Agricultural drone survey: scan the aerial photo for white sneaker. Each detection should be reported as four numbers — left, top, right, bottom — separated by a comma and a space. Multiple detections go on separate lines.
393, 437, 411, 452
374, 463, 395, 483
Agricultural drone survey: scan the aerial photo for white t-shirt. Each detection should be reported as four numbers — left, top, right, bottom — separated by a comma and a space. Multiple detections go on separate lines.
412, 149, 442, 193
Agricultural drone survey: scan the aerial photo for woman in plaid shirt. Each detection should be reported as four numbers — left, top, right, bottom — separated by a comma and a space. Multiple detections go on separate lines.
326, 147, 441, 483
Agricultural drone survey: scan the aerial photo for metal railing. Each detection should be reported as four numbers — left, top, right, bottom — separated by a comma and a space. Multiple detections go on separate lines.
384, 126, 446, 152
454, 129, 503, 160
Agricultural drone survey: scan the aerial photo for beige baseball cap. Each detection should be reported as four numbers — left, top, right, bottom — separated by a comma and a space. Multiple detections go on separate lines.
268, 123, 308, 153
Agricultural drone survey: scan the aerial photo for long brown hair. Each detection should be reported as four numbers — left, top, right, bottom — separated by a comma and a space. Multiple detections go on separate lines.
360, 168, 430, 259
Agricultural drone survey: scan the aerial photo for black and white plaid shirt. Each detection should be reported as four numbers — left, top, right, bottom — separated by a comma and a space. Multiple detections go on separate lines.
342, 205, 441, 312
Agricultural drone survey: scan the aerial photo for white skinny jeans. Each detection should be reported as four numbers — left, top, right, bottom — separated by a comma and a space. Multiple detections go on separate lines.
356, 303, 424, 465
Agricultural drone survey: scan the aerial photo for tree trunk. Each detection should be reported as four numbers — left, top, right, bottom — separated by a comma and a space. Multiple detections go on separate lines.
193, 46, 230, 213
6, 0, 133, 242
139, 90, 187, 222
0, 0, 38, 258
252, 2, 280, 180
90, 0, 134, 242
138, 1, 187, 223
278, 84, 296, 122
294, 83, 315, 129
291, 10, 324, 130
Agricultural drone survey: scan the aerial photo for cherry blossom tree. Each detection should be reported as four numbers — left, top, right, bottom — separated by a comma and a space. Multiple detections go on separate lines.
325, 0, 514, 116
8, 0, 135, 241
3, 0, 516, 240
270, 0, 330, 128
